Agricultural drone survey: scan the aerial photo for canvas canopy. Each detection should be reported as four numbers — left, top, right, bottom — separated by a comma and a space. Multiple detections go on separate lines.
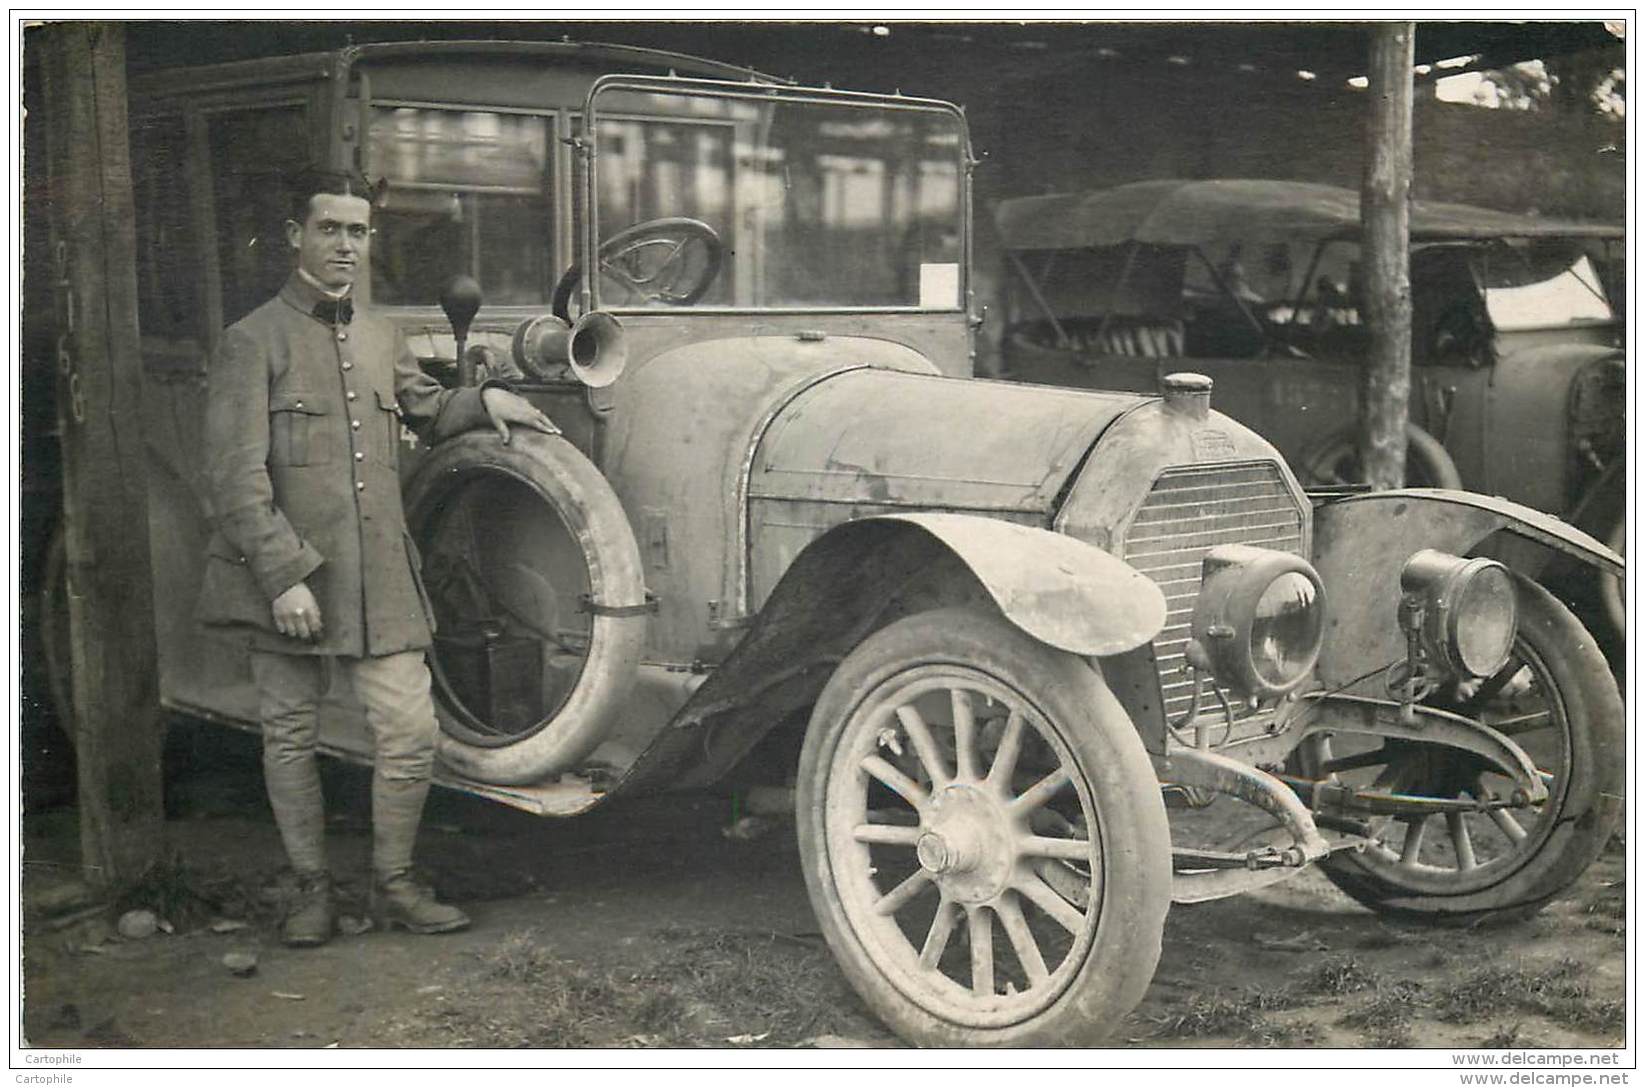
994, 179, 1624, 251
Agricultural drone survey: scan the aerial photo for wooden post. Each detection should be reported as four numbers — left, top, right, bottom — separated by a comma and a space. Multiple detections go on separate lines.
40, 21, 167, 890
1359, 21, 1415, 490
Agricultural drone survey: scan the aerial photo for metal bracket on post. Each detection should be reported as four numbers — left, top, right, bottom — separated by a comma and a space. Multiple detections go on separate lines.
577, 591, 659, 618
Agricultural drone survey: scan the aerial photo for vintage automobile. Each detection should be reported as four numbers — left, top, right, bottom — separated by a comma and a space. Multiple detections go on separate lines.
993, 179, 1627, 640
66, 43, 1623, 1045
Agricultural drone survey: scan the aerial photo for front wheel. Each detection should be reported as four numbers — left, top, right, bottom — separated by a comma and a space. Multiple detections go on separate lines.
1300, 577, 1623, 922
796, 607, 1171, 1047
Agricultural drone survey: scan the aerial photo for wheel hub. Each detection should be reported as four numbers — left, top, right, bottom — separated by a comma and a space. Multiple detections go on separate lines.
920, 785, 1012, 903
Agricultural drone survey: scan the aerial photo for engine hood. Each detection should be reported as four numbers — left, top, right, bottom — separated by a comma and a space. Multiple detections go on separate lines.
750, 371, 1143, 513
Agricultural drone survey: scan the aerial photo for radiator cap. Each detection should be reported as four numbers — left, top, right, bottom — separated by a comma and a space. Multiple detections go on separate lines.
1160, 371, 1213, 419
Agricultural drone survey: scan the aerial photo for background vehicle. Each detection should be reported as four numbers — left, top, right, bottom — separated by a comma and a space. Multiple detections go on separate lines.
994, 179, 1626, 640
54, 46, 1623, 1045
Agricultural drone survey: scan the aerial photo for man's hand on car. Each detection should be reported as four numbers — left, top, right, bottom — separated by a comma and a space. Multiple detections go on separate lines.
481, 387, 558, 444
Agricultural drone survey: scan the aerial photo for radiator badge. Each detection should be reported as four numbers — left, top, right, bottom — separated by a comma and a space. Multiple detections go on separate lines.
1191, 428, 1236, 461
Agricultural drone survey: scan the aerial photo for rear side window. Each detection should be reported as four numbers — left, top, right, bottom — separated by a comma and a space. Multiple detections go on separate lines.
207, 104, 311, 324
129, 113, 199, 344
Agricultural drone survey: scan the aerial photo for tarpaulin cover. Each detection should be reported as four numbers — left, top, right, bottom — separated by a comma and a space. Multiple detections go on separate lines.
994, 179, 1624, 250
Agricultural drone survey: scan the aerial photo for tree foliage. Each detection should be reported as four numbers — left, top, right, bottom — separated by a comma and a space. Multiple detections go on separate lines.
1469, 47, 1625, 119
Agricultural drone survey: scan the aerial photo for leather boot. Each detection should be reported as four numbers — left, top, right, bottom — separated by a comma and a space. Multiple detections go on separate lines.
283, 870, 335, 947
370, 870, 471, 934
371, 775, 470, 934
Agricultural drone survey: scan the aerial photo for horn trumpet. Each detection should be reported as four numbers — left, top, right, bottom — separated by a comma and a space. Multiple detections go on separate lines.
511, 311, 628, 388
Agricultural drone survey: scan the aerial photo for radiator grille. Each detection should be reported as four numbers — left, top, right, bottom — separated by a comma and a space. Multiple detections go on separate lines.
1120, 462, 1307, 742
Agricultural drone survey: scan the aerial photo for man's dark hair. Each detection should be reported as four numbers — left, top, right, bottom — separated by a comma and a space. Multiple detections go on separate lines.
286, 167, 387, 223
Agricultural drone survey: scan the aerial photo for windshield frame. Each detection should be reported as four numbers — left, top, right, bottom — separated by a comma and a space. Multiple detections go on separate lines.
579, 74, 973, 317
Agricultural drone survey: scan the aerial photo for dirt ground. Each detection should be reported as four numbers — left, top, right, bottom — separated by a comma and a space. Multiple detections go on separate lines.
19, 719, 1628, 1052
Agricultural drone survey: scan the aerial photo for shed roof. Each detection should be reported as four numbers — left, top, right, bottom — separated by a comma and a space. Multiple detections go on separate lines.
118, 19, 1620, 90
995, 179, 1626, 250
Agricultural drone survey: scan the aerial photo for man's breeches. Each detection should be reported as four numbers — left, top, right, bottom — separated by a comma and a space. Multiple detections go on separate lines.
250, 649, 439, 782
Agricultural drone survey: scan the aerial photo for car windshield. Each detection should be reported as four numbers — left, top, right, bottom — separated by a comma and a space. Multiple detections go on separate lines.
587, 83, 967, 311
1478, 245, 1615, 330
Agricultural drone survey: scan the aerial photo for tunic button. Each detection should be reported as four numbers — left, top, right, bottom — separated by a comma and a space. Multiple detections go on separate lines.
351, 419, 361, 430
342, 361, 353, 371
356, 481, 365, 491
294, 400, 304, 408
338, 330, 348, 341
355, 451, 364, 461
347, 391, 357, 401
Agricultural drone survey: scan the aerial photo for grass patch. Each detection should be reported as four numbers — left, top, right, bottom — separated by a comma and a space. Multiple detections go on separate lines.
1150, 987, 1301, 1045
400, 926, 879, 1048
1436, 958, 1622, 1033
477, 928, 562, 982
634, 927, 855, 1044
1340, 981, 1424, 1048
1304, 955, 1379, 996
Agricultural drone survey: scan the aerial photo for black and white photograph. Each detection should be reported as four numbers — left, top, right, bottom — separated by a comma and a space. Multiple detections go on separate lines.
9, 14, 1632, 1067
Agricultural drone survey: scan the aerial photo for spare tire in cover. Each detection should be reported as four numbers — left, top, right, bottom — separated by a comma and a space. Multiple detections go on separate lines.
403, 429, 647, 786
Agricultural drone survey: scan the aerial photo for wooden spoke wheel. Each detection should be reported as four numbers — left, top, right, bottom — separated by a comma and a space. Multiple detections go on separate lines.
797, 608, 1170, 1046
1298, 577, 1622, 922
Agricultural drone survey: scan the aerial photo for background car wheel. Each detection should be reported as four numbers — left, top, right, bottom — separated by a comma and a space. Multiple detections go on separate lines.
1298, 577, 1622, 923
796, 607, 1171, 1046
1300, 422, 1462, 490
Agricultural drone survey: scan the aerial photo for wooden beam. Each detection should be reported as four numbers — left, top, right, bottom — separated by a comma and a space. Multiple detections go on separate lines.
1359, 22, 1415, 490
40, 21, 167, 890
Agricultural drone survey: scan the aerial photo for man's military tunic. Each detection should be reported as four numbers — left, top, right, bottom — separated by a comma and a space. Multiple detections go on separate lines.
199, 273, 496, 657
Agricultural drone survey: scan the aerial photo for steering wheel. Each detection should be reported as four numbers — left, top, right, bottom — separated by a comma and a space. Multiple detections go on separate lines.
552, 217, 724, 320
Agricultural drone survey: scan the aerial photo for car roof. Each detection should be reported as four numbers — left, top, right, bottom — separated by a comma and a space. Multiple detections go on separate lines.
994, 179, 1624, 250
129, 38, 786, 99
347, 39, 785, 83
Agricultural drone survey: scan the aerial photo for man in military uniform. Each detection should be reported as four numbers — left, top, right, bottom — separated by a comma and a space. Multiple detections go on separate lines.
199, 169, 555, 946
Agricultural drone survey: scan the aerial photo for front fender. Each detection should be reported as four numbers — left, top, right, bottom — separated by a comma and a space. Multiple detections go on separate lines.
872, 513, 1167, 655
1311, 488, 1620, 688
610, 513, 1165, 794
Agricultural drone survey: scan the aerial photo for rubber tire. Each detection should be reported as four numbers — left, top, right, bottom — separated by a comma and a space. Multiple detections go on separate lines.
402, 429, 646, 786
1300, 422, 1463, 490
796, 607, 1171, 1047
1318, 577, 1624, 923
